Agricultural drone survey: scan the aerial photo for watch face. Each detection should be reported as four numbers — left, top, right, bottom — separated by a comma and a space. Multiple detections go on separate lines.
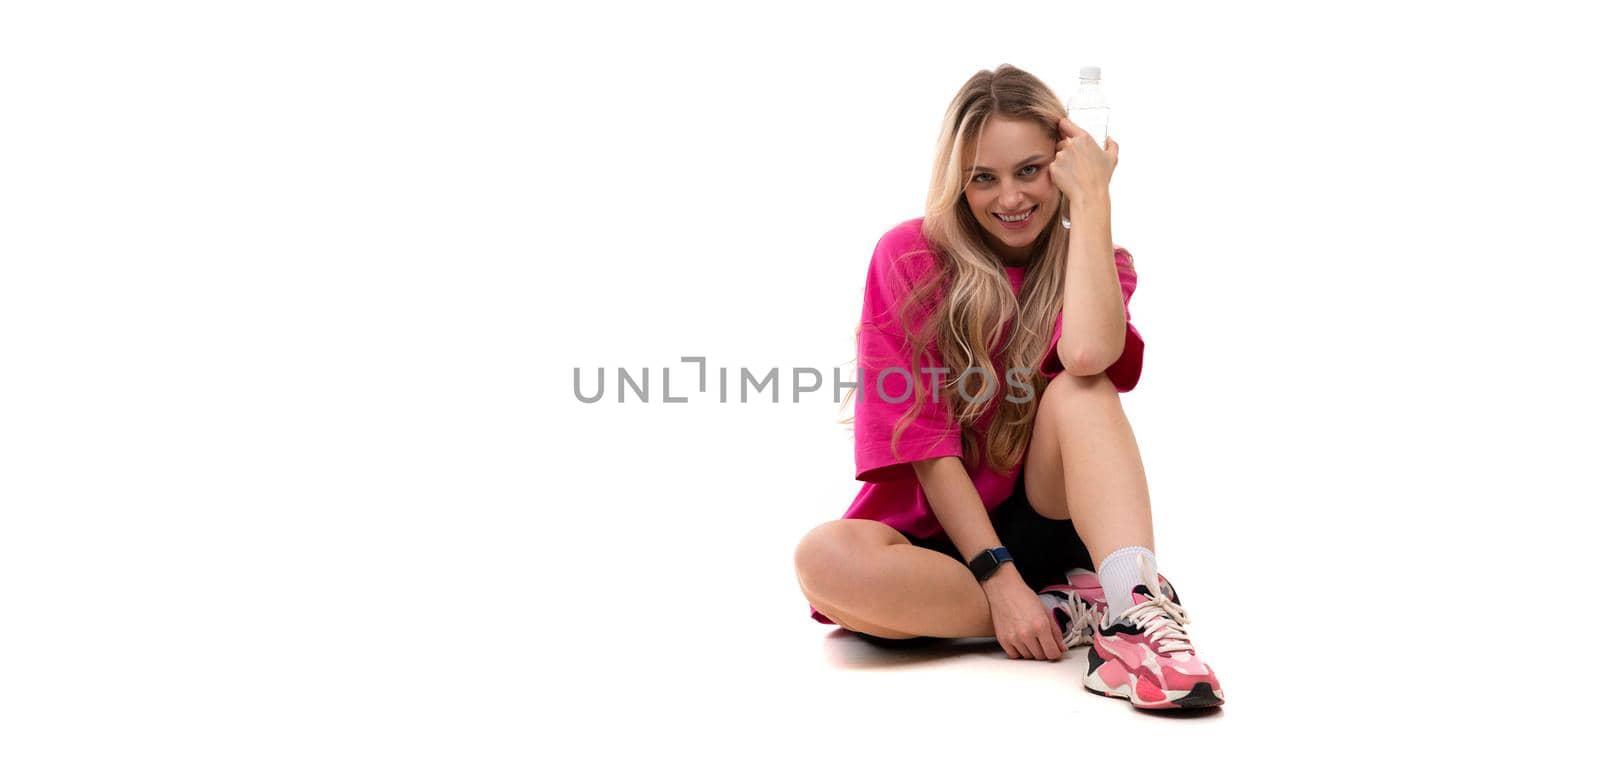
969, 548, 1006, 580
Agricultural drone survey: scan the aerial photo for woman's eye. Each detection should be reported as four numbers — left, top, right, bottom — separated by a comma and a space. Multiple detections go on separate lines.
973, 173, 993, 182
1019, 165, 1038, 177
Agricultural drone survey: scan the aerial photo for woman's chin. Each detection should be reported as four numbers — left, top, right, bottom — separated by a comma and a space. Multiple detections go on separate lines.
978, 230, 1036, 262
994, 225, 1040, 246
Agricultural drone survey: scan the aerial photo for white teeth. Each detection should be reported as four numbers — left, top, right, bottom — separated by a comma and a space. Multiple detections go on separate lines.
998, 208, 1034, 223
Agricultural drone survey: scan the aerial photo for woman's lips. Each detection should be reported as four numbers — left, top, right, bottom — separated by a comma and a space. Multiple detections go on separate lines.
993, 205, 1037, 230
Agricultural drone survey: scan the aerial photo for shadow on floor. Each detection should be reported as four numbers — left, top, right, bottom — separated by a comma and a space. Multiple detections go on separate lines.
820, 628, 1012, 669
816, 629, 1224, 719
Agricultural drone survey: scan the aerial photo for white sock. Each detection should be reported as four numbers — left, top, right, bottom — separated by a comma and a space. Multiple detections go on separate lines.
1097, 546, 1157, 621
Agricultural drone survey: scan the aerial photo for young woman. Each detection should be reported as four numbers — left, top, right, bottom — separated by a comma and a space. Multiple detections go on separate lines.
792, 64, 1223, 710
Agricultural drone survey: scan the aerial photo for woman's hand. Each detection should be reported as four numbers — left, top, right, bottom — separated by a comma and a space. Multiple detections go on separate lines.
981, 566, 1065, 661
1048, 116, 1118, 205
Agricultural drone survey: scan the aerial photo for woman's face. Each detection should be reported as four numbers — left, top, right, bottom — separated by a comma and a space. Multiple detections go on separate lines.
962, 116, 1061, 265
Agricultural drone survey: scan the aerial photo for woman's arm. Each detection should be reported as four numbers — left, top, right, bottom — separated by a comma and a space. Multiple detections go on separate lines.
1048, 117, 1125, 375
912, 456, 1060, 660
911, 457, 1026, 587
1057, 194, 1127, 374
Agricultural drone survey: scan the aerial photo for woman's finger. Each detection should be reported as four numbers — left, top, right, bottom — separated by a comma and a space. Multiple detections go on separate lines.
1021, 636, 1045, 661
1041, 632, 1063, 661
1037, 610, 1064, 661
1058, 116, 1087, 139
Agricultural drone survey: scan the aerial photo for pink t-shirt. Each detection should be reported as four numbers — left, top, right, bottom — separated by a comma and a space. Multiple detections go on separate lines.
811, 217, 1142, 625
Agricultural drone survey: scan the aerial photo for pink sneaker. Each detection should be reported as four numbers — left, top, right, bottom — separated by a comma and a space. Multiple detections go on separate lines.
1082, 556, 1224, 709
1036, 568, 1106, 649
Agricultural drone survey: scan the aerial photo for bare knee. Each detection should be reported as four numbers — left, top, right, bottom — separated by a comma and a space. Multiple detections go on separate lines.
794, 519, 899, 606
1040, 370, 1114, 413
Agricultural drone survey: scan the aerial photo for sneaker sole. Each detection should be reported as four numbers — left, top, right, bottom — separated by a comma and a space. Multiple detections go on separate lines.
1083, 645, 1224, 710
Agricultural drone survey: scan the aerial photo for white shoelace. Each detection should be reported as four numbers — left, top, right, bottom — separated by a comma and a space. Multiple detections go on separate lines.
1119, 594, 1194, 655
1052, 592, 1101, 648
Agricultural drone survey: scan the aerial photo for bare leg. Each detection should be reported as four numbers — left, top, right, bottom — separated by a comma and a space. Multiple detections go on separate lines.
794, 519, 998, 639
1021, 371, 1154, 567
796, 371, 1150, 638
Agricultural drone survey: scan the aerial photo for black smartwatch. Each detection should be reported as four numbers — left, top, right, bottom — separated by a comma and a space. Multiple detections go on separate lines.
967, 547, 1013, 581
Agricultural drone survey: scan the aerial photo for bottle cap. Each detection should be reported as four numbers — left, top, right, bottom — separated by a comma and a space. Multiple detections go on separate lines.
1079, 65, 1101, 81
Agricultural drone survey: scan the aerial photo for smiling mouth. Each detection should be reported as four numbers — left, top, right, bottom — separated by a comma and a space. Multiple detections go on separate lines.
993, 206, 1037, 225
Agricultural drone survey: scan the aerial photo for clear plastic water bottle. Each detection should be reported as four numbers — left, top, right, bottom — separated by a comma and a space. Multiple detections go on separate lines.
1067, 65, 1110, 149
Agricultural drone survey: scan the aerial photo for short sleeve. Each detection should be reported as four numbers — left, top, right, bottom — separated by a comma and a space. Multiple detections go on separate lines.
1039, 247, 1145, 392
853, 223, 963, 483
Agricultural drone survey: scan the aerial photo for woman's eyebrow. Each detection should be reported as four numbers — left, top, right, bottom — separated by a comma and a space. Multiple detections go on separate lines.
968, 154, 1048, 172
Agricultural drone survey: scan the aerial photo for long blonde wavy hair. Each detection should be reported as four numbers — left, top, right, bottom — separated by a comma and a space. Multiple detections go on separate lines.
846, 64, 1074, 476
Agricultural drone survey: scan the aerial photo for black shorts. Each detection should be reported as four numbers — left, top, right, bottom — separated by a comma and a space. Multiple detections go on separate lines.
854, 467, 1096, 647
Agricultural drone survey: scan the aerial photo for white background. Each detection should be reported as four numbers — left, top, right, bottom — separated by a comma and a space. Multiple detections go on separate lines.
3, 0, 1597, 756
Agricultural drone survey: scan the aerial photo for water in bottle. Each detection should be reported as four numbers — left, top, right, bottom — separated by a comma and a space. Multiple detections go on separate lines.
1067, 65, 1110, 149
